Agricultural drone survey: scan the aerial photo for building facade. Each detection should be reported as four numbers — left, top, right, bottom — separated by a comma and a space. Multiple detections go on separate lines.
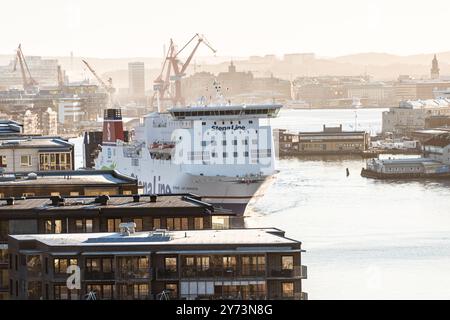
0, 170, 138, 198
0, 193, 233, 300
128, 62, 145, 98
0, 136, 74, 173
7, 227, 307, 300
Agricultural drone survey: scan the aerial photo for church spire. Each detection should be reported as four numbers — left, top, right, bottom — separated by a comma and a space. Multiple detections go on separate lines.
431, 54, 440, 80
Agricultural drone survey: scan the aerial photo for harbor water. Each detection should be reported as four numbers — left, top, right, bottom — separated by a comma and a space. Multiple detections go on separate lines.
248, 108, 450, 299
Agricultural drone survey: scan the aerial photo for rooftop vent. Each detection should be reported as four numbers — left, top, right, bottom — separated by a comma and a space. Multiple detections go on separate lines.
133, 194, 140, 202
50, 195, 65, 206
149, 194, 157, 203
6, 197, 14, 206
119, 222, 136, 236
27, 172, 37, 180
95, 195, 110, 205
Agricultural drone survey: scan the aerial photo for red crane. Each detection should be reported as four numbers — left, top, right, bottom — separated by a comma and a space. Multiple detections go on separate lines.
12, 44, 38, 91
152, 34, 216, 111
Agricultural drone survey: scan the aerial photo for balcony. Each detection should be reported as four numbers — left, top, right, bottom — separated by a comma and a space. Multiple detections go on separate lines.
156, 269, 179, 280
118, 268, 151, 281
180, 267, 266, 279
84, 271, 115, 281
278, 292, 308, 300
268, 265, 307, 279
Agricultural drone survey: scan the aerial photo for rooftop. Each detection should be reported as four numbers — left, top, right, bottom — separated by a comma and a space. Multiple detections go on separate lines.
10, 228, 298, 247
424, 133, 450, 147
0, 193, 218, 214
0, 170, 136, 186
0, 136, 73, 150
399, 98, 450, 109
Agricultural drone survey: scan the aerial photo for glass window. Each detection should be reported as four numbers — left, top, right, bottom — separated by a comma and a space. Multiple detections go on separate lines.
185, 257, 195, 267
86, 219, 93, 233
153, 218, 161, 230
282, 282, 294, 297
86, 258, 101, 272
75, 220, 83, 232
164, 257, 177, 272
54, 220, 62, 234
20, 155, 32, 167
194, 217, 204, 230
134, 218, 143, 232
70, 192, 80, 196
181, 218, 188, 230
165, 283, 178, 299
196, 256, 210, 270
107, 219, 121, 232
0, 155, 7, 167
102, 258, 114, 273
282, 256, 294, 270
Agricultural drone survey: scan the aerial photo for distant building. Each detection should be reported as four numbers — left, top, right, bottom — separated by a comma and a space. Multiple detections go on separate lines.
128, 62, 145, 97
422, 133, 450, 164
276, 125, 370, 155
57, 97, 83, 124
424, 115, 450, 129
283, 53, 315, 64
382, 98, 450, 134
0, 136, 74, 173
7, 227, 306, 300
431, 54, 440, 80
22, 110, 39, 135
41, 108, 58, 136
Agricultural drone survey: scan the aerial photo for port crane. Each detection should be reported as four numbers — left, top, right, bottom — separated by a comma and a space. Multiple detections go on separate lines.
12, 44, 38, 91
151, 34, 216, 111
82, 59, 116, 106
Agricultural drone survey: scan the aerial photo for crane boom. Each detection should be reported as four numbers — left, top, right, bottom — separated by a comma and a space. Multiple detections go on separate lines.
81, 59, 112, 93
12, 44, 38, 91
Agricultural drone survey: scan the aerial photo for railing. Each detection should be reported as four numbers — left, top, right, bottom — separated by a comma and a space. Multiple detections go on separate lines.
84, 271, 115, 280
117, 268, 151, 280
268, 265, 307, 279
156, 269, 179, 280
180, 294, 268, 300
180, 267, 266, 279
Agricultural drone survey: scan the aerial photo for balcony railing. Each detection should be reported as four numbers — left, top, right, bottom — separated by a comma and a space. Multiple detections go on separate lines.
268, 265, 307, 279
84, 271, 115, 281
180, 267, 266, 279
180, 293, 268, 300
156, 269, 179, 280
117, 268, 151, 280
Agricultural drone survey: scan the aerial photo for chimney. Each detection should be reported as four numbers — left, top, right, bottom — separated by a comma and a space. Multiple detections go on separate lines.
133, 194, 140, 202
6, 197, 14, 206
102, 109, 125, 145
149, 194, 157, 203
95, 195, 110, 205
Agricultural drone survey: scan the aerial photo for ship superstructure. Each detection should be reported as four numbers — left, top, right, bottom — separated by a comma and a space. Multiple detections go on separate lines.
95, 103, 281, 214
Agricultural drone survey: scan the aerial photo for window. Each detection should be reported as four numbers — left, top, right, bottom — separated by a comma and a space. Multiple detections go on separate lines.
20, 155, 32, 167
233, 152, 238, 158
196, 256, 210, 271
244, 151, 249, 157
133, 218, 143, 232
185, 257, 195, 267
50, 192, 60, 196
223, 152, 228, 158
282, 256, 294, 270
54, 284, 79, 300
165, 283, 178, 299
107, 219, 122, 232
194, 217, 204, 230
164, 257, 177, 272
70, 192, 80, 196
223, 256, 237, 269
123, 190, 132, 195
86, 219, 93, 232
54, 258, 77, 274
22, 192, 35, 197
166, 218, 188, 230
86, 284, 114, 300
232, 140, 238, 146
45, 219, 63, 234
153, 218, 161, 230
281, 282, 294, 298
54, 220, 62, 234
0, 155, 7, 168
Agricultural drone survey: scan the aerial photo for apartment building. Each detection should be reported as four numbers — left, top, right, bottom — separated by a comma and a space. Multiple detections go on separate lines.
7, 227, 307, 300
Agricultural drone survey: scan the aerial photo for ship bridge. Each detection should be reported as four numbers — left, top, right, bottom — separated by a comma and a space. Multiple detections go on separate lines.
167, 104, 282, 120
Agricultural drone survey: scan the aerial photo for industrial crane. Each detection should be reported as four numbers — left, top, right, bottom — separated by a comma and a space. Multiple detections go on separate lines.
82, 59, 116, 106
152, 34, 216, 111
12, 44, 38, 91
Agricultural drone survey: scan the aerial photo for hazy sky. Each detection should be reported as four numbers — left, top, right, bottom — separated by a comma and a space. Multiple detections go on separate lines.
2, 0, 450, 58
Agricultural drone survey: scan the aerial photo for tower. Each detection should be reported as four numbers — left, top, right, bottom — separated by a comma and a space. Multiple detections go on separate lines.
431, 54, 440, 80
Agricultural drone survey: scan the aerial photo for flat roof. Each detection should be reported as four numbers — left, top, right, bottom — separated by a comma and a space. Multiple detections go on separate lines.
0, 170, 136, 186
10, 228, 299, 247
0, 136, 73, 149
0, 194, 216, 213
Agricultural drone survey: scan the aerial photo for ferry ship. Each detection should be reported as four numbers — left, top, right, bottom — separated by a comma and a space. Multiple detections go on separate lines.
95, 103, 282, 214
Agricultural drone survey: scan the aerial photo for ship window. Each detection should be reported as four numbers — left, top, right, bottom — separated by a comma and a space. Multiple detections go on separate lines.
223, 152, 228, 158
222, 141, 227, 146
202, 122, 206, 125
232, 140, 238, 145
212, 152, 217, 158
201, 141, 207, 147
244, 151, 249, 157
233, 152, 238, 157
249, 120, 253, 124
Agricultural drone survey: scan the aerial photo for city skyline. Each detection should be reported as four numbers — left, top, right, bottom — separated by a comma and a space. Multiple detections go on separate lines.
2, 0, 450, 58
